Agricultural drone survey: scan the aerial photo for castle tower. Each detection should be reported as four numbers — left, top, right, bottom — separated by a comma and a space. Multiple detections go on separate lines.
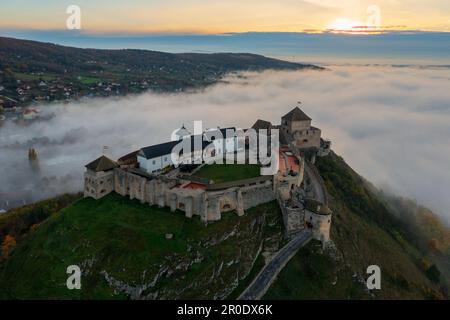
84, 155, 118, 199
281, 107, 322, 151
303, 198, 332, 245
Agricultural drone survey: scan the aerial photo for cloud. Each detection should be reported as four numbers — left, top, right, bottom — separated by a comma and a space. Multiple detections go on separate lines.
1, 65, 449, 223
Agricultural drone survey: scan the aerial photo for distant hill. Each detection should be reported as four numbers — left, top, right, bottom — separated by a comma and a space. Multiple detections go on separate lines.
0, 152, 448, 299
0, 36, 320, 108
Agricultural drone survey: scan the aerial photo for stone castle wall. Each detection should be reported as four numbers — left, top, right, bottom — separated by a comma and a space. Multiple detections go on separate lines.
292, 129, 322, 149
84, 170, 115, 200
85, 168, 277, 223
84, 165, 330, 243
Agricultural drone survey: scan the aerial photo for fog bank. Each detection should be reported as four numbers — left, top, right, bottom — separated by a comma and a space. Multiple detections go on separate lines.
1, 65, 449, 222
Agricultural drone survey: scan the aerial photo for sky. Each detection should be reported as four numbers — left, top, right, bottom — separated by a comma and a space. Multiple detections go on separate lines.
1, 0, 450, 33
1, 66, 450, 222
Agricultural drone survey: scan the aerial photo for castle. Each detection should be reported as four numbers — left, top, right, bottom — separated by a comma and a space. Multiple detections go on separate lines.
84, 107, 332, 244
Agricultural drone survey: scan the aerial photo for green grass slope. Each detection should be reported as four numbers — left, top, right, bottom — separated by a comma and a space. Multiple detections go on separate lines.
265, 152, 447, 300
0, 193, 283, 299
194, 164, 261, 184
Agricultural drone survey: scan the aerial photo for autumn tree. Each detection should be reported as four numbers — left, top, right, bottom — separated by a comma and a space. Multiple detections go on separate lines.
1, 235, 17, 261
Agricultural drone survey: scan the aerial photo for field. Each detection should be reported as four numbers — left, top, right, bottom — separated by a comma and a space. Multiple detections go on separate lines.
194, 164, 261, 183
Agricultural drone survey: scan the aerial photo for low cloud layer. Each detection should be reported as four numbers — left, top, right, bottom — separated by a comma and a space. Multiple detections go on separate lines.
1, 66, 449, 222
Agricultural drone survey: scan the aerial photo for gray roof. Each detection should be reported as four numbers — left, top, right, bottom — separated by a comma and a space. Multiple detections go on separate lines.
204, 127, 236, 140
304, 198, 332, 215
140, 141, 179, 160
139, 127, 237, 160
139, 136, 211, 160
282, 107, 312, 121
252, 119, 272, 131
85, 156, 118, 172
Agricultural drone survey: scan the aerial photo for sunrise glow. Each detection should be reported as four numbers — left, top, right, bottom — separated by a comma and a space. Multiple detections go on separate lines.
1, 1, 450, 33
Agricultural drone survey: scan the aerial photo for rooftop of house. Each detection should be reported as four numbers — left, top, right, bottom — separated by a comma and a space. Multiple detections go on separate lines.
204, 127, 236, 140
139, 140, 180, 160
85, 155, 118, 172
117, 150, 139, 163
282, 107, 312, 122
304, 198, 332, 216
252, 119, 273, 131
139, 135, 212, 160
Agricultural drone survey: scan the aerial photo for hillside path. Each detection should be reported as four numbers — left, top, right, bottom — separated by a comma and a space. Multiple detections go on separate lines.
304, 161, 328, 204
238, 230, 313, 300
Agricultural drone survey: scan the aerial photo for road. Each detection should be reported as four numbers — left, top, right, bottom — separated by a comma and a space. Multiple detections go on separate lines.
238, 230, 313, 300
304, 161, 327, 204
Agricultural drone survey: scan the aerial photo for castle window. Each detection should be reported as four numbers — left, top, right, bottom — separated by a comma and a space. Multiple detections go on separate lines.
100, 189, 106, 194
152, 160, 156, 165
303, 139, 308, 143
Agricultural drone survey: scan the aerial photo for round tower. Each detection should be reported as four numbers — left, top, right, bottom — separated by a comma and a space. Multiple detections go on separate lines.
303, 198, 332, 244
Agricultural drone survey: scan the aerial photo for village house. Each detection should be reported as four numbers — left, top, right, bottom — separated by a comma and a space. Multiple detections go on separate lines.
23, 108, 40, 120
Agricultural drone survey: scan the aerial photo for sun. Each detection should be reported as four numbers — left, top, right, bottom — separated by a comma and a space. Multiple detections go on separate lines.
326, 18, 364, 33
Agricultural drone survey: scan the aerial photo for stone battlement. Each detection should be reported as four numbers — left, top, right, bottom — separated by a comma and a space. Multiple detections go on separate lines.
85, 166, 278, 223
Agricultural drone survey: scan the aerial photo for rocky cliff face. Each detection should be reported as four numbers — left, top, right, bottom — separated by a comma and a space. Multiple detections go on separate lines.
99, 213, 267, 300
0, 194, 284, 299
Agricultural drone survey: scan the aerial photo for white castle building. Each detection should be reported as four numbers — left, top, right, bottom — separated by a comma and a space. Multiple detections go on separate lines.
137, 127, 242, 174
